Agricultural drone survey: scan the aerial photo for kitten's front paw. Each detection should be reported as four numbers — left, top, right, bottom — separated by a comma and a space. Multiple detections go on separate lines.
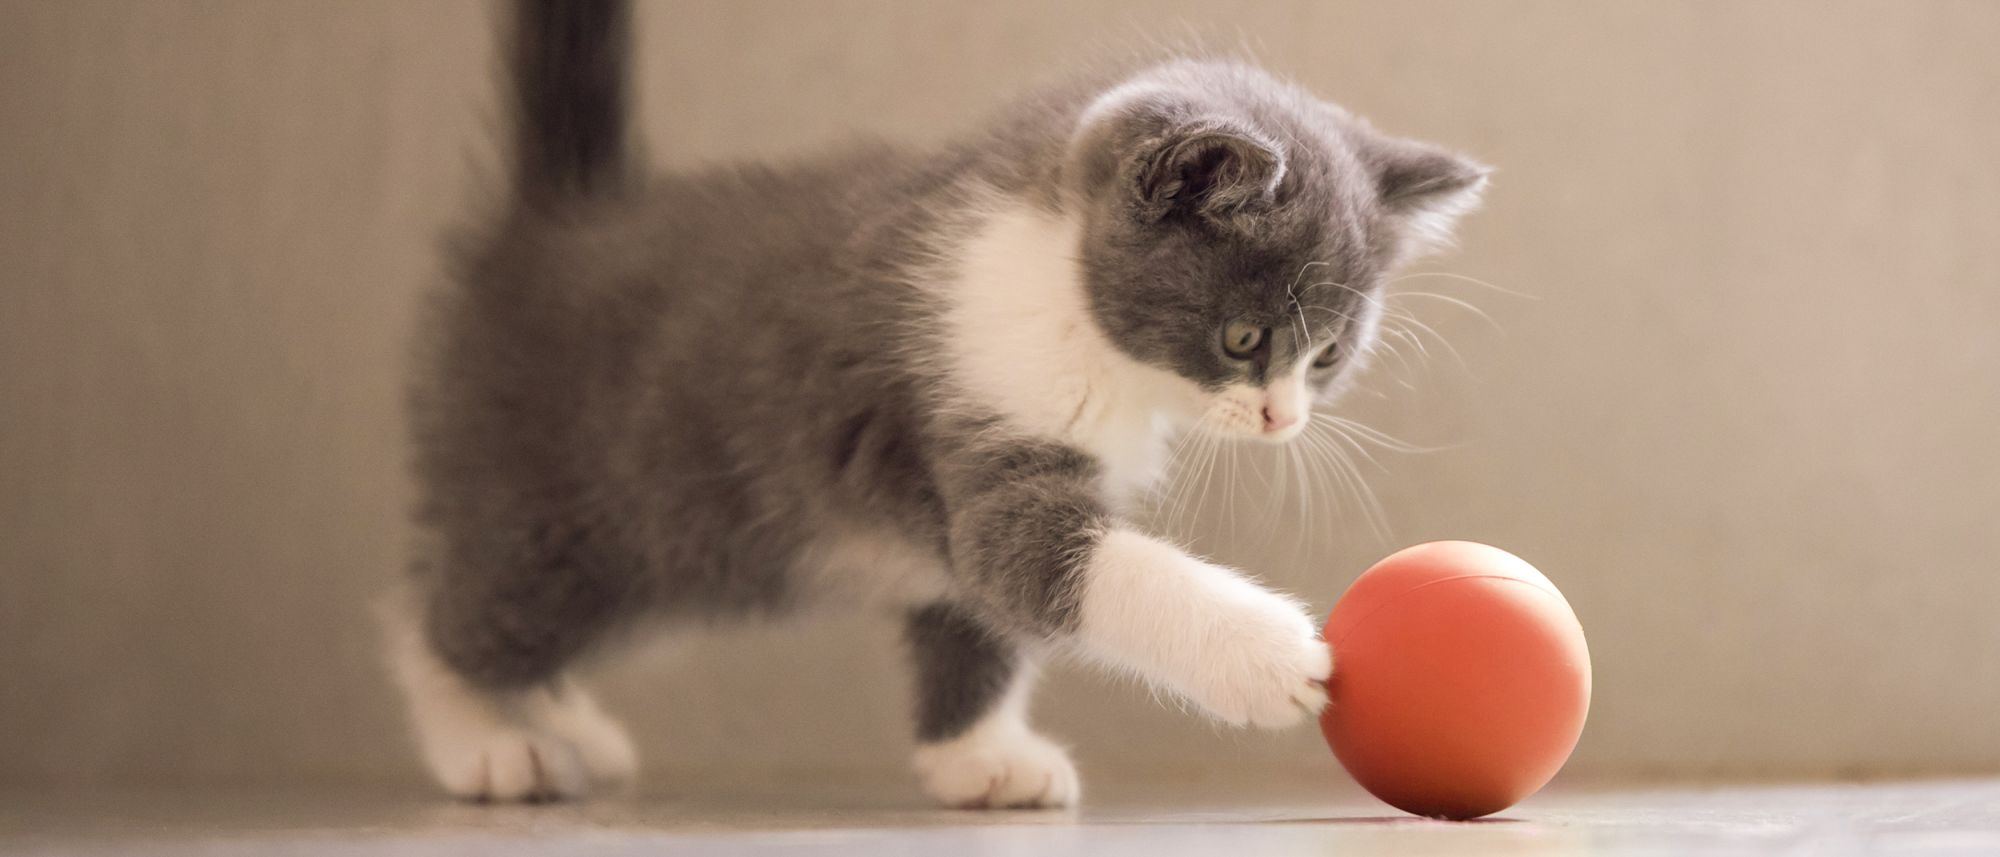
1175, 592, 1332, 729
913, 726, 1080, 809
1079, 530, 1332, 730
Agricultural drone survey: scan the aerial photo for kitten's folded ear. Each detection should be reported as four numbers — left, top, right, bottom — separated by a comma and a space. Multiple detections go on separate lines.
1132, 121, 1286, 222
1365, 135, 1491, 259
1068, 97, 1286, 225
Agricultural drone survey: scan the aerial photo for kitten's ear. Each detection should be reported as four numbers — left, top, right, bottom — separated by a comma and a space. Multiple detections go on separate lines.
1068, 96, 1287, 224
1133, 122, 1287, 222
1367, 136, 1491, 258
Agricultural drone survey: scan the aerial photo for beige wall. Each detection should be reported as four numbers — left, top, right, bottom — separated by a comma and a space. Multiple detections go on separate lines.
4, 0, 1997, 788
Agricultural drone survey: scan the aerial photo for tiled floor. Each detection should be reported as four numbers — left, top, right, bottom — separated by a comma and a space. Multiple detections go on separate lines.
5, 776, 1998, 856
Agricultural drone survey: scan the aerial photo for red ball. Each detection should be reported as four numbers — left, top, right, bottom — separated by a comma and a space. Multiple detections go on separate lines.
1319, 541, 1590, 820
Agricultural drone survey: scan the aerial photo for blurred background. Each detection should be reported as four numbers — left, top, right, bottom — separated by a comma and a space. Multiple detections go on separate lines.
3, 0, 1996, 793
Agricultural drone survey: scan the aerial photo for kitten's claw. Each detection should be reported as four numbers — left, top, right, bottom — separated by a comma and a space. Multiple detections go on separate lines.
1185, 616, 1333, 729
1078, 531, 1334, 730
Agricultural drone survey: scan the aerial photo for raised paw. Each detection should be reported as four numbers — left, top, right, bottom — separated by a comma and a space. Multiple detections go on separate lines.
1077, 530, 1334, 729
913, 726, 1080, 809
1175, 599, 1332, 728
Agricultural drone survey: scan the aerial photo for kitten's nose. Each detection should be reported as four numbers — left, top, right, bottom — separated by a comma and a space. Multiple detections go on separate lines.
1262, 406, 1296, 433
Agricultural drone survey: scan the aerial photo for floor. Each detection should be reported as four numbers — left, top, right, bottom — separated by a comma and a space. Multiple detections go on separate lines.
5, 777, 1998, 856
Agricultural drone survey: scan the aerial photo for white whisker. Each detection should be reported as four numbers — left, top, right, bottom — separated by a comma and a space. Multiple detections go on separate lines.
1309, 418, 1392, 545
1390, 271, 1539, 300
1287, 437, 1312, 559
1382, 310, 1470, 372
1386, 290, 1502, 332
1319, 413, 1460, 455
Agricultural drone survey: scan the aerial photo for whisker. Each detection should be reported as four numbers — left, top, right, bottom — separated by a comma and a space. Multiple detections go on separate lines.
1298, 304, 1362, 325
1302, 279, 1378, 309
1175, 428, 1221, 531
1381, 310, 1470, 372
1319, 413, 1461, 455
1284, 263, 1341, 358
1185, 423, 1226, 535
1386, 290, 1502, 332
1327, 422, 1390, 475
1223, 438, 1243, 546
1389, 271, 1540, 300
1287, 260, 1331, 295
1157, 411, 1218, 528
1380, 323, 1433, 362
1298, 422, 1365, 538
1263, 436, 1287, 546
1311, 419, 1393, 544
1372, 332, 1426, 390
1287, 436, 1312, 559
1298, 422, 1347, 508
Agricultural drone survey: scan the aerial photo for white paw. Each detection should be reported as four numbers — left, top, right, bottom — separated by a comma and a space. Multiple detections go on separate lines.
528, 682, 640, 788
385, 607, 638, 802
424, 722, 591, 803
1078, 530, 1333, 729
914, 727, 1080, 809
1173, 590, 1331, 728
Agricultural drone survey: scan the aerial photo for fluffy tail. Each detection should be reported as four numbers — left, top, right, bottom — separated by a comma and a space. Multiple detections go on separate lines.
510, 0, 634, 203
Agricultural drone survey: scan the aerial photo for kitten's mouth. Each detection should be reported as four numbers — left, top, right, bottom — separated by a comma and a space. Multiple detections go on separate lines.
1260, 420, 1307, 444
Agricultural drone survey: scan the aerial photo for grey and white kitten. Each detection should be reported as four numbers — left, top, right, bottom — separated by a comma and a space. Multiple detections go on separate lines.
387, 0, 1487, 808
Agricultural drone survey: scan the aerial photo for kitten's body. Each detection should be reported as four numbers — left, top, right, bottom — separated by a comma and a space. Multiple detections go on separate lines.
390, 0, 1486, 807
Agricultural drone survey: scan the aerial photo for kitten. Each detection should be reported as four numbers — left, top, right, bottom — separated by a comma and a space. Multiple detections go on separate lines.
386, 0, 1487, 808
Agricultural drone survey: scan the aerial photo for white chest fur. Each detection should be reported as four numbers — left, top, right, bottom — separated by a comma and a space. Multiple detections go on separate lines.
935, 199, 1186, 504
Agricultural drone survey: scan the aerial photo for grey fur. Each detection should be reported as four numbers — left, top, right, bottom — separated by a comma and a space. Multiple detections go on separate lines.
403, 0, 1486, 753
905, 603, 1020, 742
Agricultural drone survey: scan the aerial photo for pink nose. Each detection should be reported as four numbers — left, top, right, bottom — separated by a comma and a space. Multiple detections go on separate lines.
1262, 407, 1295, 432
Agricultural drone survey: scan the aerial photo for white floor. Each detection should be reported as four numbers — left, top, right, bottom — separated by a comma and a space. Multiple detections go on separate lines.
5, 777, 1998, 856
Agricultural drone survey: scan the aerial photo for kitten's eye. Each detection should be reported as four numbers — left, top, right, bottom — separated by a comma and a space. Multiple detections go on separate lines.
1221, 320, 1266, 359
1312, 341, 1340, 369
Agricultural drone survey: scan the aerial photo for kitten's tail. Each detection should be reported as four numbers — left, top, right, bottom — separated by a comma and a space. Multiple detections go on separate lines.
509, 0, 634, 204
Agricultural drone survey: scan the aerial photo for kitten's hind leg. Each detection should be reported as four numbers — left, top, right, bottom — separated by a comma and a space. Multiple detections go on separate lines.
905, 603, 1079, 809
527, 677, 639, 788
381, 596, 637, 802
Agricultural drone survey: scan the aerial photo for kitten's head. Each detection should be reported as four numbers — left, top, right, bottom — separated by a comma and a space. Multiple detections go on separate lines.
1062, 62, 1487, 442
